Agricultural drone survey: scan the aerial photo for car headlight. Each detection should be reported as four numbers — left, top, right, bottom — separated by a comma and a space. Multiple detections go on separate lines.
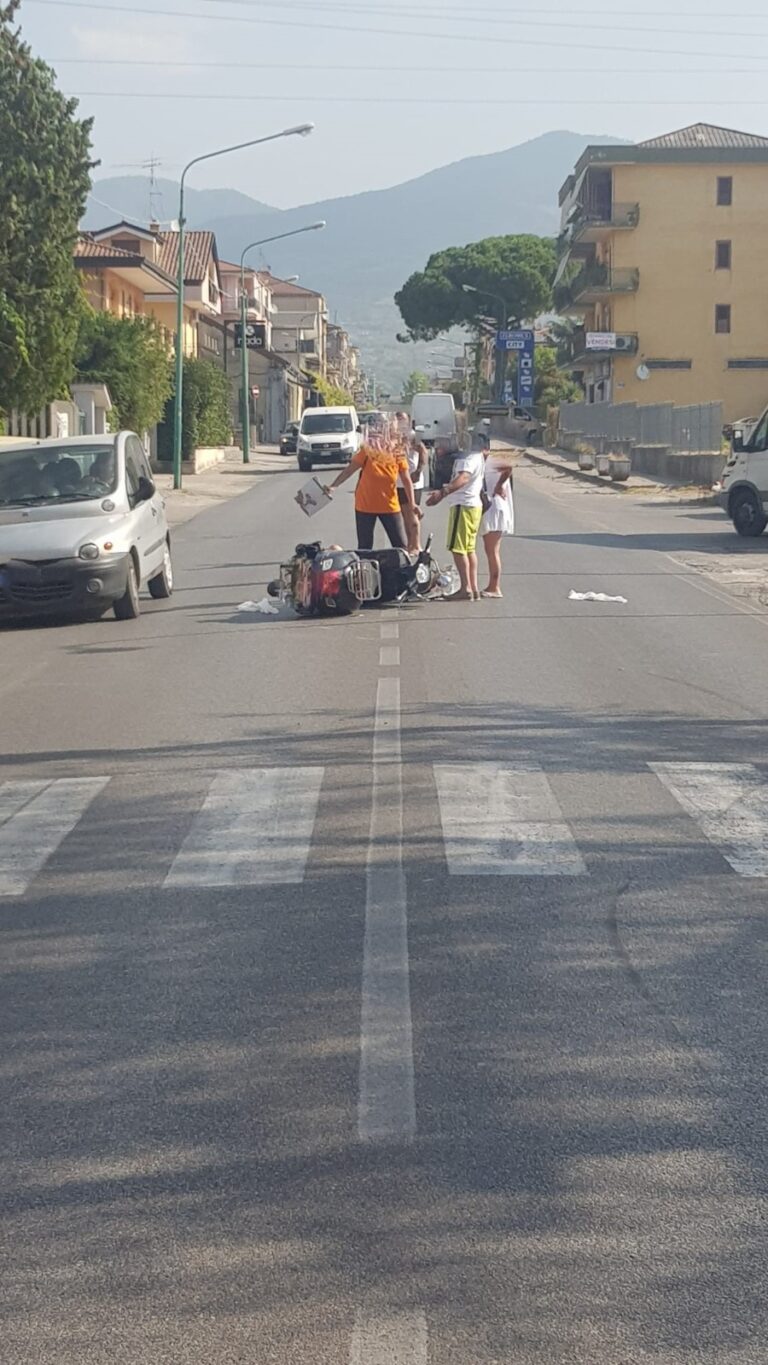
79, 543, 100, 561
298, 439, 311, 451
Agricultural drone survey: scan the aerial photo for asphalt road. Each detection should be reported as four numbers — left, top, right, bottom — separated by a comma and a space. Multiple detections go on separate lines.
2, 457, 768, 1363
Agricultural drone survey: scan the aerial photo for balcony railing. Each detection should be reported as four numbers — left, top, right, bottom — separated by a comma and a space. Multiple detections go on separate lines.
554, 265, 639, 312
572, 202, 639, 240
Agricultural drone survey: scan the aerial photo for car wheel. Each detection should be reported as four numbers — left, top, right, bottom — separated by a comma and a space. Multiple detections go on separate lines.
113, 558, 141, 619
149, 540, 174, 599
731, 489, 767, 537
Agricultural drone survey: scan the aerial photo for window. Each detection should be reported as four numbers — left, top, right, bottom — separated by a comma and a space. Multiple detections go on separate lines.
717, 176, 733, 206
716, 240, 732, 270
715, 304, 731, 334
124, 439, 144, 506
113, 237, 140, 254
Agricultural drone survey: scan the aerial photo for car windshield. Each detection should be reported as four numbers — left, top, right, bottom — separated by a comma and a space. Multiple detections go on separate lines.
0, 444, 119, 507
301, 413, 353, 435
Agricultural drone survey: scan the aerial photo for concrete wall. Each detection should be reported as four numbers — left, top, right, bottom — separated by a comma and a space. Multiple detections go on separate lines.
607, 160, 768, 421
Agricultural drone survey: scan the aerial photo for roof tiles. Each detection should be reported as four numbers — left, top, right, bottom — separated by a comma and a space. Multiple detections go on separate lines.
639, 123, 768, 150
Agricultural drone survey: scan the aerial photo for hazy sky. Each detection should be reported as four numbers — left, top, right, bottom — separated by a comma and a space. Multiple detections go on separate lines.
18, 0, 768, 208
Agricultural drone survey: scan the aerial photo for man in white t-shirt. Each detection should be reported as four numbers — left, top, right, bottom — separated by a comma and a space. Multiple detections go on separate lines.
426, 448, 484, 600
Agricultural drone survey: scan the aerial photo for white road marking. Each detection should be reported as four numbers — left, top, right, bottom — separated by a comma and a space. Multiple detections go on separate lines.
359, 677, 416, 1142
435, 763, 587, 876
0, 777, 110, 897
650, 761, 768, 877
350, 1310, 428, 1364
379, 645, 401, 667
380, 621, 399, 640
164, 768, 324, 887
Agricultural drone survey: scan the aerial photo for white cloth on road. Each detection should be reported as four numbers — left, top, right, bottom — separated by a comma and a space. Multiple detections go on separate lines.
569, 590, 628, 604
480, 453, 515, 536
237, 598, 280, 614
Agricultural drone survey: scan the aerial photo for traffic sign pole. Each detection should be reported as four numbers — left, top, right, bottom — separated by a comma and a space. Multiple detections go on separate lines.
240, 278, 250, 464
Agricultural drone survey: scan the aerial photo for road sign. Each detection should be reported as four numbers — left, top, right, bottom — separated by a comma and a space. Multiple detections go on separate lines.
234, 321, 266, 350
512, 330, 535, 407
496, 328, 534, 352
502, 379, 515, 403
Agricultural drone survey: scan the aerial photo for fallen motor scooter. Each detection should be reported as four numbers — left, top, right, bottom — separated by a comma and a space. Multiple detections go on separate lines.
267, 536, 444, 617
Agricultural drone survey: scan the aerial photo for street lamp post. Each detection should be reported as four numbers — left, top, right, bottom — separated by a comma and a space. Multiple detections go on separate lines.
171, 123, 314, 490
462, 283, 510, 403
238, 222, 325, 462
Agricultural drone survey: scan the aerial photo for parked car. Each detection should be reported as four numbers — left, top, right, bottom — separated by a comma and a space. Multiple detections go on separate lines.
297, 406, 362, 470
279, 422, 299, 456
0, 432, 172, 622
506, 406, 544, 447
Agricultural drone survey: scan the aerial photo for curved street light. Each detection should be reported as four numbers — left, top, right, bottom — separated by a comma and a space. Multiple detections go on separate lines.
238, 221, 326, 462
172, 123, 315, 489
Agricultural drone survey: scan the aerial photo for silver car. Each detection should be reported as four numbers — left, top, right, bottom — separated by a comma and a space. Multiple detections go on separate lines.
0, 432, 173, 621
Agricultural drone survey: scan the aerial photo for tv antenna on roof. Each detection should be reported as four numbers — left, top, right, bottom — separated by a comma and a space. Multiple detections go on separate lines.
112, 155, 164, 222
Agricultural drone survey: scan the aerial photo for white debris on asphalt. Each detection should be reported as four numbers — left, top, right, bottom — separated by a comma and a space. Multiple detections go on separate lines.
569, 590, 628, 604
236, 598, 280, 615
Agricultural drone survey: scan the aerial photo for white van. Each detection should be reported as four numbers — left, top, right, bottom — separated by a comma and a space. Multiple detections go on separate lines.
410, 392, 458, 450
718, 406, 768, 536
0, 432, 172, 621
297, 405, 362, 471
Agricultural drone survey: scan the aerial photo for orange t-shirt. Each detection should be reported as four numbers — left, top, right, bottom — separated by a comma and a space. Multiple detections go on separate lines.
350, 445, 409, 514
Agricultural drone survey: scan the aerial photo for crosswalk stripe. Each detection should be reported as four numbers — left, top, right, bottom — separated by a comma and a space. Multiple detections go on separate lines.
163, 767, 324, 888
650, 761, 768, 877
0, 777, 110, 897
350, 1310, 428, 1364
435, 763, 587, 876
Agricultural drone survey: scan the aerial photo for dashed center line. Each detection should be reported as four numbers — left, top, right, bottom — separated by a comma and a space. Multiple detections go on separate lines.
379, 645, 401, 667
359, 676, 415, 1143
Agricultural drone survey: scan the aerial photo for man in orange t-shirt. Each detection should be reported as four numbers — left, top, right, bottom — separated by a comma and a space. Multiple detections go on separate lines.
323, 431, 420, 550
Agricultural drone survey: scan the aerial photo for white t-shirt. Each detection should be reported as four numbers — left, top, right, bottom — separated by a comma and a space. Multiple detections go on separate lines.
397, 440, 426, 490
444, 450, 484, 507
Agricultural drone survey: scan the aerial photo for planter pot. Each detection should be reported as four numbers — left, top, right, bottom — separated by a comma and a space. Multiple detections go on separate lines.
577, 451, 594, 470
595, 454, 611, 476
609, 456, 631, 482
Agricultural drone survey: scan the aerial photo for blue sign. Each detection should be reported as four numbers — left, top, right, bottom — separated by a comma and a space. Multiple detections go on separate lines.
496, 328, 533, 351
515, 330, 535, 407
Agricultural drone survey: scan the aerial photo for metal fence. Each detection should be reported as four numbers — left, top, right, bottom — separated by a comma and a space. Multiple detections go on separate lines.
559, 400, 723, 453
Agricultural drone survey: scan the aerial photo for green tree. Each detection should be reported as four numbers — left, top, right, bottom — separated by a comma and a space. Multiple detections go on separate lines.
75, 310, 173, 434
533, 346, 583, 407
395, 236, 557, 342
156, 356, 231, 460
308, 372, 354, 407
0, 2, 94, 415
402, 370, 431, 403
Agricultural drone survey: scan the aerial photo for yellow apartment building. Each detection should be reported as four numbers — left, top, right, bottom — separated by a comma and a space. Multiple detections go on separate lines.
555, 123, 768, 422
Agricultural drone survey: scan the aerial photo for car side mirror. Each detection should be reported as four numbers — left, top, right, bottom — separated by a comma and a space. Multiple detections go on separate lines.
357, 425, 363, 433
137, 475, 155, 503
731, 429, 745, 453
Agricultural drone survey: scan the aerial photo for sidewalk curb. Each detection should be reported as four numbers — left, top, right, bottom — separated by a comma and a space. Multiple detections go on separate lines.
519, 445, 718, 507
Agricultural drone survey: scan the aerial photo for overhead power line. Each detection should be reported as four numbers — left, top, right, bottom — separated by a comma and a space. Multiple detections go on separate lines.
65, 91, 768, 105
51, 59, 740, 73
25, 1, 768, 63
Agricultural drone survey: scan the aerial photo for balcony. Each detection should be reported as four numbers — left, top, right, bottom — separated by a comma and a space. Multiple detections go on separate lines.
561, 327, 639, 367
554, 265, 639, 312
571, 202, 639, 245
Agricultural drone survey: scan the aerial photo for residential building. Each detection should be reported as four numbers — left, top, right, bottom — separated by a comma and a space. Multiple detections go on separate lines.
555, 123, 768, 421
84, 221, 225, 365
74, 233, 178, 347
218, 261, 308, 442
263, 275, 328, 379
326, 323, 354, 393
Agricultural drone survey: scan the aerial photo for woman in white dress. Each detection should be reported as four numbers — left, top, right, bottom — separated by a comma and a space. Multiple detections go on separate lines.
479, 446, 517, 598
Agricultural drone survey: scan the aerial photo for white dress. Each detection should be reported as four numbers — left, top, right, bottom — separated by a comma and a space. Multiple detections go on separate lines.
479, 453, 515, 536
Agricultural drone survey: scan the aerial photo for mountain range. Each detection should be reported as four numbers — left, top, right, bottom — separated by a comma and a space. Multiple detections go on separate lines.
85, 131, 624, 389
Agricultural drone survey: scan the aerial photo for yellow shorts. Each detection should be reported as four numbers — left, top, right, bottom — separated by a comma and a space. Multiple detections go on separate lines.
446, 504, 482, 555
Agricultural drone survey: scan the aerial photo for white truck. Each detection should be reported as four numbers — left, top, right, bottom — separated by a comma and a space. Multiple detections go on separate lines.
718, 406, 768, 535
